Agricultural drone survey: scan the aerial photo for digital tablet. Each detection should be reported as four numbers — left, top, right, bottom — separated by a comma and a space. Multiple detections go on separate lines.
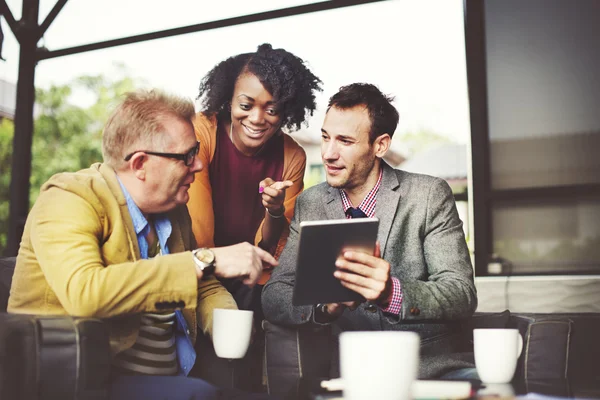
292, 218, 379, 306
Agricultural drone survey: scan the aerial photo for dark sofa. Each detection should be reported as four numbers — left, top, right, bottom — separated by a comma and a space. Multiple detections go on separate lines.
2, 256, 600, 399
0, 256, 238, 399
0, 256, 112, 400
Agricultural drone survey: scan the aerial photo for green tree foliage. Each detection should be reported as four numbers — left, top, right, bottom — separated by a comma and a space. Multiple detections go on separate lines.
0, 119, 14, 251
0, 66, 141, 254
394, 129, 452, 158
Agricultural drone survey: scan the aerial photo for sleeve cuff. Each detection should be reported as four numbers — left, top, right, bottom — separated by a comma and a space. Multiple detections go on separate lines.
312, 304, 336, 325
380, 277, 402, 315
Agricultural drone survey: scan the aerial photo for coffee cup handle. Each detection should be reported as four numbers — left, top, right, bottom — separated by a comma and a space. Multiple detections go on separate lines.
517, 333, 524, 357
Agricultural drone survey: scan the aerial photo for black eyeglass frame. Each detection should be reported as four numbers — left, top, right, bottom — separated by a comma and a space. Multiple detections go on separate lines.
124, 141, 200, 166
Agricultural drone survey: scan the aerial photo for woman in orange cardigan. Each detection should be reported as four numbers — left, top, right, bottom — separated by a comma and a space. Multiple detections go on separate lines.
187, 43, 322, 318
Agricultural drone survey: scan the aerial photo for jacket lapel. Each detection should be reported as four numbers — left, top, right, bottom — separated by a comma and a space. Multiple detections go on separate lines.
167, 209, 187, 253
97, 163, 141, 260
324, 186, 347, 221
375, 162, 401, 256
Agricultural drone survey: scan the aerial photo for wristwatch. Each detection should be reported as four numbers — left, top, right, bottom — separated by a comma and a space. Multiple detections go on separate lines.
192, 248, 216, 278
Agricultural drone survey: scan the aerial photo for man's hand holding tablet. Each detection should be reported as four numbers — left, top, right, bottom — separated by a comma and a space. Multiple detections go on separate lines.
334, 242, 393, 305
315, 242, 393, 322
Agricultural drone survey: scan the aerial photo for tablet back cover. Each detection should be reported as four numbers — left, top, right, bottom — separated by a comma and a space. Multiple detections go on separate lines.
292, 218, 379, 306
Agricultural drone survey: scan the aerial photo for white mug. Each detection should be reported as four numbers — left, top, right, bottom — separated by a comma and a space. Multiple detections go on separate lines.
340, 331, 420, 400
474, 328, 523, 384
212, 309, 253, 359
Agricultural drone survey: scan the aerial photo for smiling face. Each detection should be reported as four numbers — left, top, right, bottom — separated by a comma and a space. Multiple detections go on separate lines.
144, 116, 203, 213
229, 73, 281, 156
321, 105, 390, 200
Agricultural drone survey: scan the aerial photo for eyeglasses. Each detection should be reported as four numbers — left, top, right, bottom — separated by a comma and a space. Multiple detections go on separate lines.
124, 141, 200, 166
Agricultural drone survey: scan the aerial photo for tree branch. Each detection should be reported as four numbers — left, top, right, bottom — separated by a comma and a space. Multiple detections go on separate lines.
0, 0, 19, 38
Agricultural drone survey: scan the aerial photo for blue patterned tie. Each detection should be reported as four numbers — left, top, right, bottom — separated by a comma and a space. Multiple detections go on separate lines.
346, 207, 368, 219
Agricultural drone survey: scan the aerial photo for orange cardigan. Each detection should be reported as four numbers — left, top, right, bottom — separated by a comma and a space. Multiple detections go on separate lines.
187, 113, 306, 284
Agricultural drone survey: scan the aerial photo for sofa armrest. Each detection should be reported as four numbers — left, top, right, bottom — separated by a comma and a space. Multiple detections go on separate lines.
0, 257, 16, 312
263, 320, 332, 399
464, 312, 573, 382
0, 313, 111, 400
508, 315, 572, 381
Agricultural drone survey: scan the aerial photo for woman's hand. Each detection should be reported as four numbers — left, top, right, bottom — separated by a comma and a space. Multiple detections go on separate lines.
259, 178, 294, 218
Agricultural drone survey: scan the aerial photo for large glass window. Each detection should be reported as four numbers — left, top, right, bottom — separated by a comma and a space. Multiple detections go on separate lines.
467, 0, 600, 275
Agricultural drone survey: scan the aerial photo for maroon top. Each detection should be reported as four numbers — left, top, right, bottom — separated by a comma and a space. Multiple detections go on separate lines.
210, 124, 284, 247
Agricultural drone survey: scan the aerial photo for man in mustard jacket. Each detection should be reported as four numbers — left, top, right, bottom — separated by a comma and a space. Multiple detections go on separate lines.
8, 89, 278, 399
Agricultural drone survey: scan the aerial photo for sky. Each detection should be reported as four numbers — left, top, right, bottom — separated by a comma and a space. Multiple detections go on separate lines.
0, 0, 471, 145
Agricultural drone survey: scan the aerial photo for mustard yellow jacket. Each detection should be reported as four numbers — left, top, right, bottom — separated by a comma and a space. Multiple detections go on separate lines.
8, 163, 237, 356
187, 113, 306, 284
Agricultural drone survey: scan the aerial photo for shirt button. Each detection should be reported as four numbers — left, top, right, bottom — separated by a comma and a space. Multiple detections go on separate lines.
365, 304, 377, 313
410, 307, 421, 316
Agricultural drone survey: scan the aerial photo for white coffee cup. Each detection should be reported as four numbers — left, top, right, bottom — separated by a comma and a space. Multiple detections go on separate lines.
212, 309, 253, 359
474, 328, 523, 384
340, 331, 420, 400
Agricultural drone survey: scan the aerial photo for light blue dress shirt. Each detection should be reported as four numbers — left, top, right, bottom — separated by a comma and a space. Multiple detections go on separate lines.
118, 178, 196, 376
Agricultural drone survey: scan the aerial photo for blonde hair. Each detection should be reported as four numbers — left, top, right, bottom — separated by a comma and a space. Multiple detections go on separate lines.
102, 89, 196, 169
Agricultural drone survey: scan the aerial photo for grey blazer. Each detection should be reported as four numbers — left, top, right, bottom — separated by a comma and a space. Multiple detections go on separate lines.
262, 162, 478, 378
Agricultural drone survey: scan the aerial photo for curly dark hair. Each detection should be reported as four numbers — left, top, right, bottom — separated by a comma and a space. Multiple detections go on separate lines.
327, 83, 399, 142
198, 43, 322, 132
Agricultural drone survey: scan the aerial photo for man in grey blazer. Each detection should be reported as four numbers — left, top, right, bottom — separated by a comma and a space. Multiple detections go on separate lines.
262, 83, 478, 379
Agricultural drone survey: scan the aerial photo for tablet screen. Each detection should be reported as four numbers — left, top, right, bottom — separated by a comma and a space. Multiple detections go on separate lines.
292, 218, 379, 306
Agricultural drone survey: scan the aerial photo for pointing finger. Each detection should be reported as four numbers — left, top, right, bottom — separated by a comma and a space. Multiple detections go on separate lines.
254, 246, 278, 267
259, 178, 275, 193
272, 180, 294, 191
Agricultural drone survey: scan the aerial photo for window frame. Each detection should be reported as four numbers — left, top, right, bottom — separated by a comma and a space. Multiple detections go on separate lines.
464, 0, 600, 277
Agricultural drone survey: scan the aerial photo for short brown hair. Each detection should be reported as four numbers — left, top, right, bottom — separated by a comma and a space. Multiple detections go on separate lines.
327, 83, 399, 143
102, 89, 196, 169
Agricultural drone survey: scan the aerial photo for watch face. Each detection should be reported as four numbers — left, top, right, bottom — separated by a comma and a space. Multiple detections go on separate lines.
197, 249, 215, 264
